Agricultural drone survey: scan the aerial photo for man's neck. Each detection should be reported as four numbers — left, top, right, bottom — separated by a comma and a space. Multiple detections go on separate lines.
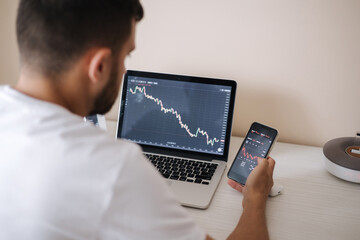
15, 68, 90, 116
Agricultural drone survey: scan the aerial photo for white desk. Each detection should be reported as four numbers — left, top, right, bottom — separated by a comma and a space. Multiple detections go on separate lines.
106, 120, 360, 240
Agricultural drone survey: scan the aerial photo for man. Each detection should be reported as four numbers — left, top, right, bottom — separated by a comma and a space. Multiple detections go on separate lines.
0, 0, 275, 239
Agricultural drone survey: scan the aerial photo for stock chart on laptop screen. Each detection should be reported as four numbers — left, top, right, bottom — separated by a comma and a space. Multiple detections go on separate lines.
120, 76, 232, 155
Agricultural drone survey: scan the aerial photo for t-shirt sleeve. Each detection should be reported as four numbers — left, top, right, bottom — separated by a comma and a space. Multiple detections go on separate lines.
98, 144, 206, 240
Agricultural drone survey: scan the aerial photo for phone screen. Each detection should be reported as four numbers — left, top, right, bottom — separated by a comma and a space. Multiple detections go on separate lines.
227, 122, 278, 185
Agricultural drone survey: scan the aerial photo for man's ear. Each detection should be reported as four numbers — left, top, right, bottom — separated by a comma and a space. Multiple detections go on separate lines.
88, 48, 113, 85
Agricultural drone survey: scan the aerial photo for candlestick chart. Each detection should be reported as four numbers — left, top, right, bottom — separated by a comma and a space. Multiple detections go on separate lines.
129, 85, 220, 146
120, 77, 232, 155
233, 127, 275, 174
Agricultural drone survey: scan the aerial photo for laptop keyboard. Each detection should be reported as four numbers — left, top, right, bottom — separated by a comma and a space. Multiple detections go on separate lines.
144, 153, 218, 185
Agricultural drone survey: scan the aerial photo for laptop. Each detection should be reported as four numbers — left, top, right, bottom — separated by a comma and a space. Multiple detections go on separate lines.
116, 70, 237, 209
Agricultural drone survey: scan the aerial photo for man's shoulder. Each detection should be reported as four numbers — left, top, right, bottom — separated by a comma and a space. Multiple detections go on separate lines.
51, 116, 143, 163
0, 87, 143, 166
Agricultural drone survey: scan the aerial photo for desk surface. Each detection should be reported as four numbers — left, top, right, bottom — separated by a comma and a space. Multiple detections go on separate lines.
106, 121, 360, 240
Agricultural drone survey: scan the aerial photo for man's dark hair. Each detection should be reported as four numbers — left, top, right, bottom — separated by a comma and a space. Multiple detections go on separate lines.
16, 0, 143, 78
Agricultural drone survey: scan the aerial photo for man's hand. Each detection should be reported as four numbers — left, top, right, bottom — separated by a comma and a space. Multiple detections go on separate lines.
228, 157, 275, 207
225, 157, 275, 240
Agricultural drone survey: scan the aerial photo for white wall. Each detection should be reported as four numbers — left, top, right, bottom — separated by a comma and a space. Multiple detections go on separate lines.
1, 0, 359, 147
0, 0, 19, 85
108, 0, 360, 147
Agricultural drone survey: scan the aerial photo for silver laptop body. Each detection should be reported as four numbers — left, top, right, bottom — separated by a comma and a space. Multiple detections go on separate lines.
116, 70, 237, 209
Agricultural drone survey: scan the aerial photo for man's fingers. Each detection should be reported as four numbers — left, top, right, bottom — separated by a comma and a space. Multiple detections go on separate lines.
258, 157, 275, 173
228, 157, 276, 194
256, 157, 268, 168
267, 157, 276, 175
227, 179, 244, 193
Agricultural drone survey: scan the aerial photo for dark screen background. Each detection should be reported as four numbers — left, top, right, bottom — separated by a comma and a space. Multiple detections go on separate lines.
120, 76, 232, 155
230, 123, 277, 183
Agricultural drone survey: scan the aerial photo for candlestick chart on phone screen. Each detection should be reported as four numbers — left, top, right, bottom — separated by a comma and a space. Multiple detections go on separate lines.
236, 129, 274, 172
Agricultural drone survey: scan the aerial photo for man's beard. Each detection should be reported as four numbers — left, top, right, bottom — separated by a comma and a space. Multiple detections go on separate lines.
88, 67, 120, 116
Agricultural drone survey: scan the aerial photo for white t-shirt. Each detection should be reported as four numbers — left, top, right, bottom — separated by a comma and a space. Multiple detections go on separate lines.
0, 86, 206, 240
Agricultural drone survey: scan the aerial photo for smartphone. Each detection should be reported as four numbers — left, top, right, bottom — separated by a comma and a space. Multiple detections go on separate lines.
227, 122, 278, 185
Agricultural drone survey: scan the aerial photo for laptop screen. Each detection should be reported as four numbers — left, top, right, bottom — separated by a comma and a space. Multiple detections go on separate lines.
117, 70, 237, 161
